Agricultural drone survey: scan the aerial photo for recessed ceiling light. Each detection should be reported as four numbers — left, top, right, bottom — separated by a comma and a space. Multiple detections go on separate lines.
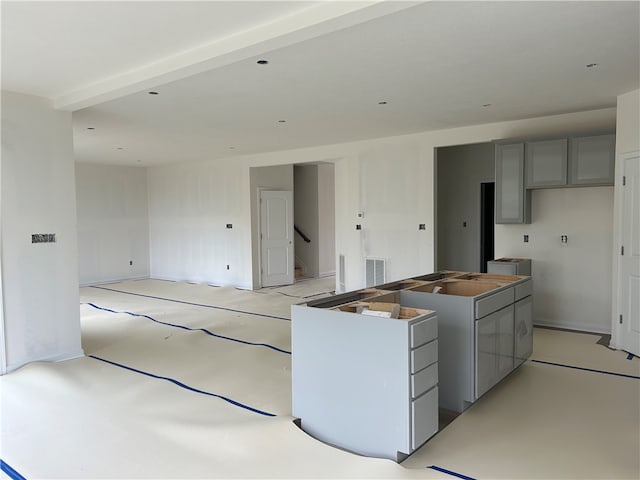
87, 127, 95, 130
148, 91, 159, 95
586, 63, 598, 68
482, 103, 492, 107
278, 120, 286, 123
117, 147, 124, 150
257, 59, 269, 65
229, 147, 235, 150
378, 101, 388, 105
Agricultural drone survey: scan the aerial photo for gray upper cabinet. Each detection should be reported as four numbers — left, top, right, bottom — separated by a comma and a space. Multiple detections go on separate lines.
495, 143, 531, 224
569, 134, 615, 186
526, 138, 568, 188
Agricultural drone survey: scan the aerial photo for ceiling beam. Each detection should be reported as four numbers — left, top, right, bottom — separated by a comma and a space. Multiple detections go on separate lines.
54, 1, 420, 111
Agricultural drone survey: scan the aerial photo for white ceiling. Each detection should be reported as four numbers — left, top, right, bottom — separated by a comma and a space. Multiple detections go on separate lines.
2, 1, 639, 167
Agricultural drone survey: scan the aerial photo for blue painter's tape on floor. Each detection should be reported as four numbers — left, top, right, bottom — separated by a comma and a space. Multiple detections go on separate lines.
427, 465, 476, 480
1, 460, 26, 480
531, 359, 640, 380
89, 355, 276, 417
91, 285, 291, 321
82, 302, 291, 355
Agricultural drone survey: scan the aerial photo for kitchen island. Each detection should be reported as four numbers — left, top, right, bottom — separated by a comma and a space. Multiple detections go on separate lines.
292, 270, 532, 460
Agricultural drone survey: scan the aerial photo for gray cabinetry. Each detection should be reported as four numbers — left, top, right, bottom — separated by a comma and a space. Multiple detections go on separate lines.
514, 296, 533, 367
291, 303, 438, 461
496, 143, 531, 224
401, 275, 532, 412
488, 258, 531, 276
569, 134, 615, 185
475, 304, 515, 398
526, 138, 568, 188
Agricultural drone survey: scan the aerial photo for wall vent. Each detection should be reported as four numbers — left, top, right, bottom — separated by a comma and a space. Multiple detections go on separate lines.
365, 257, 386, 287
338, 254, 346, 293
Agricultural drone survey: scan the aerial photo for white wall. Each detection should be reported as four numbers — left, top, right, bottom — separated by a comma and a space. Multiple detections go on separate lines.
615, 89, 640, 155
495, 187, 614, 333
317, 163, 336, 276
1, 91, 83, 372
76, 163, 149, 285
611, 89, 640, 347
145, 107, 616, 331
147, 160, 251, 287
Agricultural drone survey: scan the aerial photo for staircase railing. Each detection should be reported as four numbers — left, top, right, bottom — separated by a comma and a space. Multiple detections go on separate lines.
294, 225, 311, 243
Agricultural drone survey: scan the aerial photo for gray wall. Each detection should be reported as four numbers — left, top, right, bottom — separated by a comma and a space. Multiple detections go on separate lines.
294, 165, 320, 277
436, 143, 495, 272
317, 163, 336, 276
293, 163, 336, 278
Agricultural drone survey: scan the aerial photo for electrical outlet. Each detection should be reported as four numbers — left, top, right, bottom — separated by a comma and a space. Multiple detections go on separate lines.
419, 224, 426, 230
226, 224, 233, 229
129, 260, 133, 266
524, 235, 529, 243
561, 235, 568, 245
226, 265, 230, 270
356, 224, 362, 230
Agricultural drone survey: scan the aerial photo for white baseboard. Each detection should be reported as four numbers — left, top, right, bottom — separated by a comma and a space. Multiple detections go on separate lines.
80, 275, 149, 287
534, 320, 611, 335
6, 348, 86, 374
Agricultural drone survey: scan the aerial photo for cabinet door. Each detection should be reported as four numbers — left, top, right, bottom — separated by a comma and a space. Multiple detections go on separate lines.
411, 387, 438, 450
475, 305, 514, 398
495, 143, 531, 224
569, 134, 615, 185
514, 296, 533, 367
526, 138, 567, 188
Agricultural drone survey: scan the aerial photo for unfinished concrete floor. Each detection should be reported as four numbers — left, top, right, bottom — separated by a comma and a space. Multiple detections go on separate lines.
1, 277, 638, 479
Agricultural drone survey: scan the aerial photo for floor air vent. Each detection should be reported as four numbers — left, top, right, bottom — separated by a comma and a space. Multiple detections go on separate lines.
365, 258, 386, 287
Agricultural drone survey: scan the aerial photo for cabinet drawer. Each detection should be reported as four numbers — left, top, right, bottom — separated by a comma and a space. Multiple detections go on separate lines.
410, 316, 437, 348
411, 386, 438, 450
475, 287, 514, 319
411, 340, 438, 374
411, 362, 438, 399
514, 279, 532, 301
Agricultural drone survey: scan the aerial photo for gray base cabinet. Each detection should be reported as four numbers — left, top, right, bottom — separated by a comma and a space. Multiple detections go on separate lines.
291, 304, 438, 462
475, 304, 514, 398
292, 271, 533, 460
401, 274, 532, 412
514, 296, 533, 367
487, 258, 531, 276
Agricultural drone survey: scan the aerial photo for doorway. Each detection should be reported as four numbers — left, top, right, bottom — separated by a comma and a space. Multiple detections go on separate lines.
293, 163, 336, 281
480, 182, 495, 273
435, 142, 495, 272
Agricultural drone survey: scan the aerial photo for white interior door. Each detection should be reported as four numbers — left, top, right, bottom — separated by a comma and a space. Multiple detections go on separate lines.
260, 190, 294, 287
620, 154, 640, 357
